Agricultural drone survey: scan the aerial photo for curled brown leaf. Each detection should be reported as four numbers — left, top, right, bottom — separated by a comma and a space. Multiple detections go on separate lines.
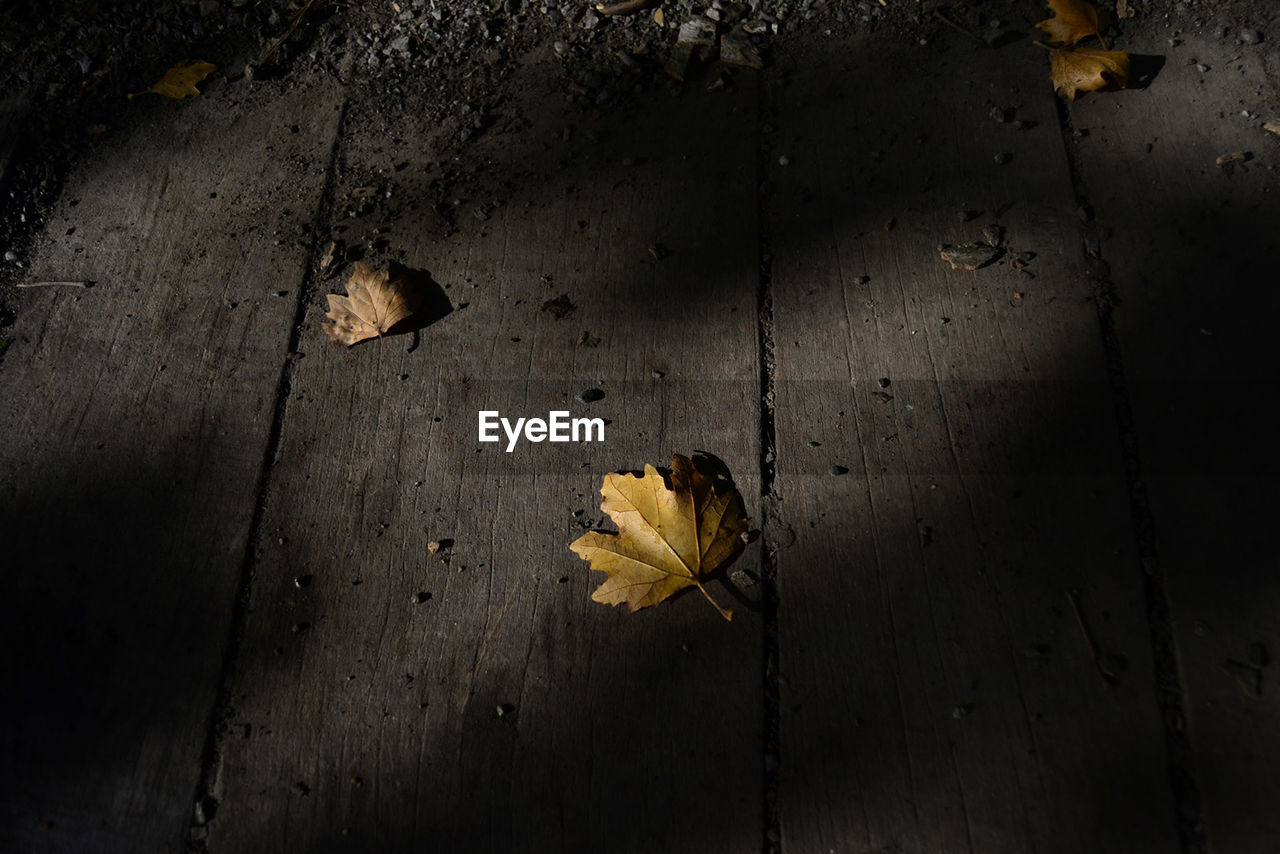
1037, 0, 1110, 46
323, 263, 423, 346
1050, 47, 1131, 100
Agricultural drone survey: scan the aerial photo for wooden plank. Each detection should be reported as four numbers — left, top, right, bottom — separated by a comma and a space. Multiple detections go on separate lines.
1070, 30, 1280, 853
206, 64, 764, 851
0, 80, 343, 850
768, 37, 1181, 851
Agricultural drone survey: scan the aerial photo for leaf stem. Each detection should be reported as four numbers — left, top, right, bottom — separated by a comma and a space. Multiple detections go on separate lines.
695, 581, 734, 622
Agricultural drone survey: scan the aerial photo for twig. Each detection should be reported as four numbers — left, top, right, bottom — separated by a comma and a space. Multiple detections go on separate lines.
933, 10, 986, 45
17, 280, 93, 289
259, 0, 326, 68
597, 0, 650, 15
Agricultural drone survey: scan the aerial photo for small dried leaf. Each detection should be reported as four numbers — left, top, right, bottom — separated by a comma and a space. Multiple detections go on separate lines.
323, 263, 422, 346
136, 61, 217, 100
940, 243, 1002, 271
1116, 0, 1135, 20
1037, 0, 1109, 45
1215, 151, 1253, 176
1050, 47, 1130, 100
570, 455, 748, 621
1262, 120, 1280, 137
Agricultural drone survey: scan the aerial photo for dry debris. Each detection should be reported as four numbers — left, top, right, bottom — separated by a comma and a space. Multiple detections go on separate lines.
1051, 47, 1131, 100
323, 263, 422, 346
1038, 0, 1109, 46
596, 0, 651, 16
1037, 0, 1130, 99
570, 454, 748, 621
1215, 151, 1253, 176
130, 61, 216, 100
940, 243, 1003, 271
720, 31, 764, 70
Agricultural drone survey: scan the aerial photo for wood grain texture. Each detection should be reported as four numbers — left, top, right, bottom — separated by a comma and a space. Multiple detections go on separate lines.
768, 38, 1180, 852
1070, 31, 1280, 853
207, 64, 764, 853
0, 79, 343, 851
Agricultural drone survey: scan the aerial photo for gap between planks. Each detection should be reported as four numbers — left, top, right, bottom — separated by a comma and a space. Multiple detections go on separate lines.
755, 74, 783, 854
187, 96, 353, 852
1051, 94, 1206, 854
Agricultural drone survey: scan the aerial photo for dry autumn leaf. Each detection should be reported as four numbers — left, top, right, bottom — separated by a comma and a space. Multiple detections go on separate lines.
570, 454, 748, 621
1037, 0, 1109, 45
1051, 47, 1131, 100
131, 61, 217, 100
323, 262, 423, 346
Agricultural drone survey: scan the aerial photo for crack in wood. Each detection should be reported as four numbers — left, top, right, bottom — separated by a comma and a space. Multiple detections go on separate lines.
756, 79, 783, 854
1053, 95, 1207, 854
187, 95, 352, 853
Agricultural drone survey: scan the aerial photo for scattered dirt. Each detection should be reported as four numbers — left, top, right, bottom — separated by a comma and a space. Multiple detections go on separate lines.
1, 0, 1278, 335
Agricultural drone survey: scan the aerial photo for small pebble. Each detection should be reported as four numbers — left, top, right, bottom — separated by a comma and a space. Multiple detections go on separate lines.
994, 152, 1012, 165
496, 702, 516, 717
193, 796, 217, 826
293, 574, 313, 589
778, 155, 790, 166
855, 275, 870, 284
877, 377, 891, 388
412, 591, 432, 604
3, 251, 17, 263
1239, 29, 1263, 45
828, 464, 849, 476
577, 388, 605, 403
1023, 644, 1050, 660
1197, 63, 1210, 73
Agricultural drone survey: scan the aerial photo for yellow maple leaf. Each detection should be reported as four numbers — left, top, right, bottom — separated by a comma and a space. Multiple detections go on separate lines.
1051, 47, 1131, 100
132, 61, 217, 100
1037, 0, 1109, 46
323, 263, 423, 346
570, 454, 749, 621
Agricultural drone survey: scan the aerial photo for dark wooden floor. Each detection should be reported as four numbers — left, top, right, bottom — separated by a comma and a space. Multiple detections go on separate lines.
2, 19, 1278, 854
